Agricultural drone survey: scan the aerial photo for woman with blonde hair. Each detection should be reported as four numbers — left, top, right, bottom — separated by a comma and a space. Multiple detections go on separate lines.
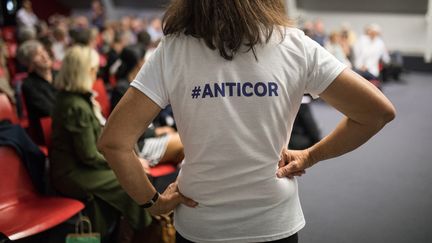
50, 45, 151, 241
99, 0, 395, 242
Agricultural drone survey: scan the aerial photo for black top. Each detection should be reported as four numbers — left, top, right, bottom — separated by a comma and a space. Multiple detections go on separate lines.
22, 72, 57, 144
288, 103, 321, 150
110, 78, 129, 110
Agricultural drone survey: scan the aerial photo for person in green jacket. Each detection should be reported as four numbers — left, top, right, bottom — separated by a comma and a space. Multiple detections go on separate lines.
50, 45, 151, 241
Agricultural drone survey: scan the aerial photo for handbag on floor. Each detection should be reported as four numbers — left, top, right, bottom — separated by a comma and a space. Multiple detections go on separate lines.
66, 216, 101, 243
133, 213, 175, 243
153, 214, 176, 243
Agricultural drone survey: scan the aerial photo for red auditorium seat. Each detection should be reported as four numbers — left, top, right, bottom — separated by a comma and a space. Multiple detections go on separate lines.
0, 146, 84, 241
1, 26, 16, 43
149, 164, 177, 177
40, 117, 53, 149
0, 93, 18, 124
92, 78, 111, 118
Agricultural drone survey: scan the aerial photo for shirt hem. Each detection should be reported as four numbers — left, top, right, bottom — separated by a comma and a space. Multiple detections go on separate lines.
311, 64, 347, 99
175, 218, 305, 243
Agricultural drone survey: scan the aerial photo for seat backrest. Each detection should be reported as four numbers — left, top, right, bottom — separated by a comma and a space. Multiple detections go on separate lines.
0, 93, 18, 124
0, 146, 37, 210
39, 117, 52, 148
92, 78, 111, 118
1, 26, 16, 43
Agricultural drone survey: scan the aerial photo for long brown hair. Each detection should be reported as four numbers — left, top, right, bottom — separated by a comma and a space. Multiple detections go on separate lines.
162, 0, 292, 60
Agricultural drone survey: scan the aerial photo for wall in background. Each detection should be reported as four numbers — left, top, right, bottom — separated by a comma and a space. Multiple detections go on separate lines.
297, 0, 428, 14
298, 11, 428, 55
32, 0, 70, 20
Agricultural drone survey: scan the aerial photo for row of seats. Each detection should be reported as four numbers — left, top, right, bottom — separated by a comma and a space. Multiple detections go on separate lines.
0, 92, 176, 241
0, 146, 84, 241
0, 93, 84, 241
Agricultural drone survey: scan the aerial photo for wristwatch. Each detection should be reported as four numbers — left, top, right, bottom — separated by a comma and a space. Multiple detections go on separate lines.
140, 191, 160, 208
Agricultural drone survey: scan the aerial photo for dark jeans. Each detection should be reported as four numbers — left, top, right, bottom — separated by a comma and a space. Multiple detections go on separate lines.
176, 232, 298, 243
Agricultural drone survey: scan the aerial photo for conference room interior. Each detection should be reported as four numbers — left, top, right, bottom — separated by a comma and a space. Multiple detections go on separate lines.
0, 0, 431, 242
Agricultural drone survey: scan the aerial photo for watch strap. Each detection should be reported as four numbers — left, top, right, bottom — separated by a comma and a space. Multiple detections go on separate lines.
140, 191, 160, 208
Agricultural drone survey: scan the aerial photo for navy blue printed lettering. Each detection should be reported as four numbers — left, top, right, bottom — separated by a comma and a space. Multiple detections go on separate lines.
225, 82, 236, 96
242, 82, 253, 97
214, 83, 225, 97
192, 82, 279, 100
254, 82, 267, 97
202, 84, 214, 98
269, 82, 279, 96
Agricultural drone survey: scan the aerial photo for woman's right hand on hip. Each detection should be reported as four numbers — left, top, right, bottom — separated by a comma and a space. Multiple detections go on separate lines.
147, 181, 198, 215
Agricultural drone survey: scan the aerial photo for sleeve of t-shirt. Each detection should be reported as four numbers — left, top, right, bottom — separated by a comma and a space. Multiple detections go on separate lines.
303, 34, 347, 99
130, 38, 169, 109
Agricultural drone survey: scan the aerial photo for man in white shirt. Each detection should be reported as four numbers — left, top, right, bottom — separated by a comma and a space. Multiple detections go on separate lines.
354, 24, 390, 79
16, 0, 39, 31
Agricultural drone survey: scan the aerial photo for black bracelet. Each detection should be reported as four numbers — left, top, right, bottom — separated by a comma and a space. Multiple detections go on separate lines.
140, 191, 160, 208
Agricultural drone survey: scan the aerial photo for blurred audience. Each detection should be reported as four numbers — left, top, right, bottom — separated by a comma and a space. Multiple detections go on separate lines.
51, 26, 68, 63
17, 26, 36, 45
91, 0, 106, 31
302, 20, 314, 37
311, 19, 327, 46
340, 25, 356, 63
147, 17, 163, 42
103, 30, 129, 84
325, 31, 352, 68
70, 27, 98, 48
130, 30, 152, 57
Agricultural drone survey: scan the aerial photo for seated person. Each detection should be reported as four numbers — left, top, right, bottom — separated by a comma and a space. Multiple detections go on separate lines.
353, 24, 390, 81
112, 46, 184, 167
50, 45, 151, 241
101, 30, 129, 85
16, 40, 57, 144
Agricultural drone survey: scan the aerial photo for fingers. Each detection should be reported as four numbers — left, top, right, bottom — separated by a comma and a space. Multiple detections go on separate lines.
276, 162, 305, 178
177, 193, 198, 208
276, 161, 297, 178
286, 170, 306, 179
278, 159, 285, 168
165, 182, 198, 208
278, 148, 289, 168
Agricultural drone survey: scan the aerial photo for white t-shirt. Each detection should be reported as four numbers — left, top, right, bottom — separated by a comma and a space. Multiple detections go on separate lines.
131, 27, 346, 243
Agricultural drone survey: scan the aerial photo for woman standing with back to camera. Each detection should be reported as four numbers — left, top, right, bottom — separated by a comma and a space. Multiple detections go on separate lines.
98, 1, 395, 242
